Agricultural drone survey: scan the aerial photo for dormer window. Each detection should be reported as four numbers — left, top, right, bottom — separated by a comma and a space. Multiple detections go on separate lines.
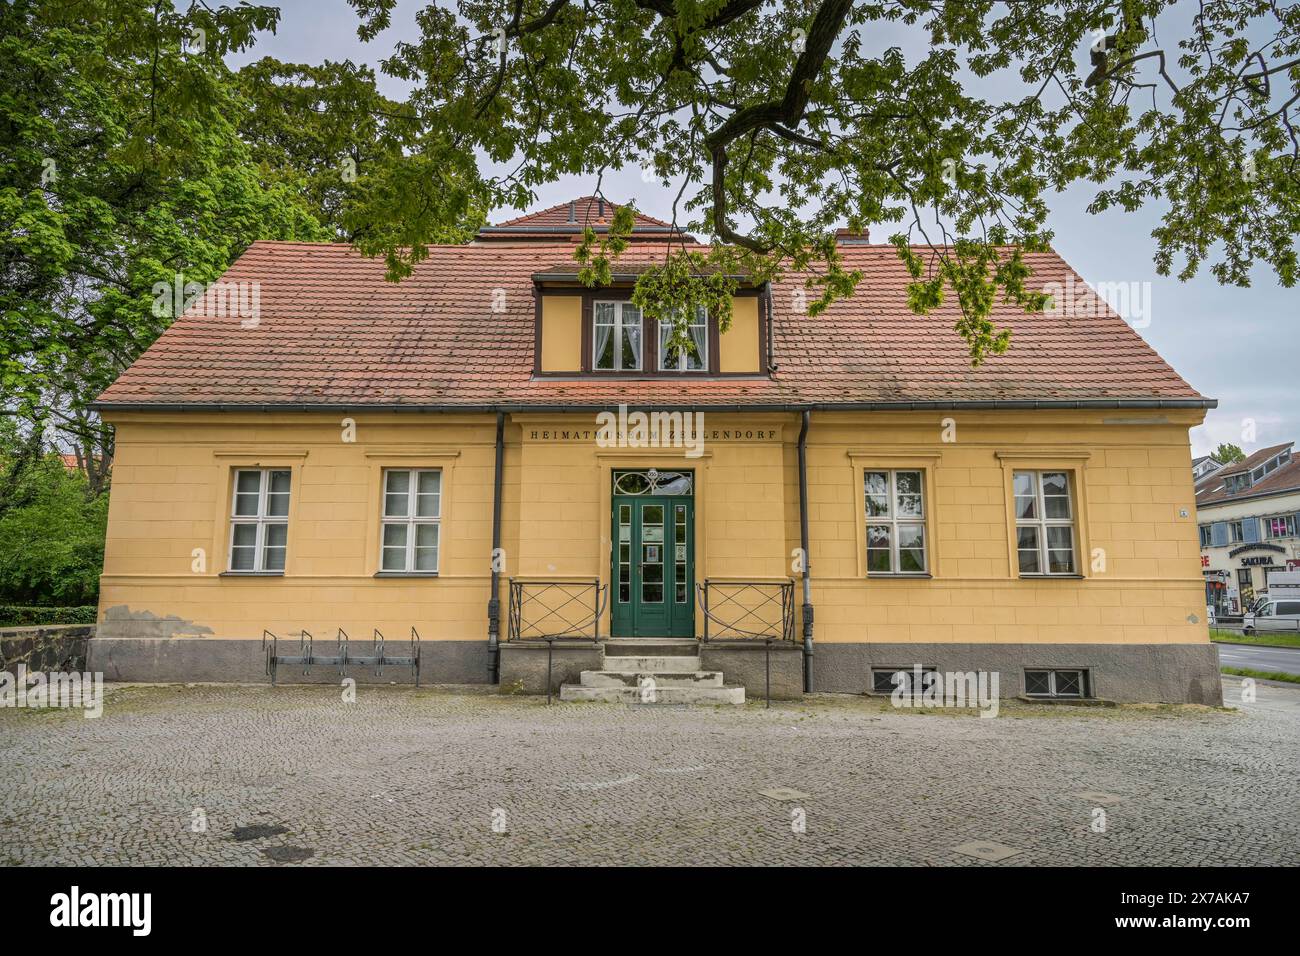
1252, 449, 1290, 482
658, 307, 708, 372
535, 282, 766, 377
593, 301, 642, 371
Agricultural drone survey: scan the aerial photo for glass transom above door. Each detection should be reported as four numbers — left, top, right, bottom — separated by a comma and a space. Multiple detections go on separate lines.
612, 469, 693, 496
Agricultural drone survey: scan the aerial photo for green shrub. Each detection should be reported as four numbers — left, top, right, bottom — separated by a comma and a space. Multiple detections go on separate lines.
0, 605, 98, 628
0, 454, 108, 606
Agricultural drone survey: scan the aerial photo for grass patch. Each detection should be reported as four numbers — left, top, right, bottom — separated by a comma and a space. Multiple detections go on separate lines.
1211, 628, 1300, 649
1221, 666, 1300, 684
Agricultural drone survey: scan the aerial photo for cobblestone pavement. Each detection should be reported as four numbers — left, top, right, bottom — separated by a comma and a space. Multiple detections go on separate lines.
2, 678, 1297, 866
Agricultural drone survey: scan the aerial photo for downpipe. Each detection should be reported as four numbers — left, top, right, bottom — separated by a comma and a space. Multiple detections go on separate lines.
487, 411, 505, 682
797, 410, 814, 692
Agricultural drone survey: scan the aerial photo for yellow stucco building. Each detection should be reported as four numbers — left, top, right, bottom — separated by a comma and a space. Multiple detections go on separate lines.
89, 198, 1222, 703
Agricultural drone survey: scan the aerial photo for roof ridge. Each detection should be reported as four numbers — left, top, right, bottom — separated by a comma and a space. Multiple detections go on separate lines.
491, 196, 675, 229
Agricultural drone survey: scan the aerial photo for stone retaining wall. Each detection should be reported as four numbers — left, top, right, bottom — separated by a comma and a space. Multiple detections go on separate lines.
0, 624, 95, 673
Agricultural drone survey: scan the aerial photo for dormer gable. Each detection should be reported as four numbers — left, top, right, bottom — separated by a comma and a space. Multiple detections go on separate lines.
475, 196, 692, 243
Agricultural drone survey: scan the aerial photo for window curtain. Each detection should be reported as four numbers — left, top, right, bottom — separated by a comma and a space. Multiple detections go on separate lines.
687, 310, 707, 370
594, 302, 614, 369
658, 318, 676, 370
620, 304, 641, 369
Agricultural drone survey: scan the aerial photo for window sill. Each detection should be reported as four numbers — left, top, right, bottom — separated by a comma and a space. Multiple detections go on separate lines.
219, 571, 284, 577
1018, 574, 1085, 580
866, 573, 932, 580
373, 571, 439, 578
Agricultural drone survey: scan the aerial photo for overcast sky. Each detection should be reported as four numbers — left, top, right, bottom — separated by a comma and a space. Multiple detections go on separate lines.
228, 1, 1298, 458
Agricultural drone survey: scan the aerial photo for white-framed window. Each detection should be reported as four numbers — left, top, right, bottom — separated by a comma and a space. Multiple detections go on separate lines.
1199, 525, 1213, 548
593, 300, 642, 371
657, 306, 708, 371
380, 469, 441, 573
229, 468, 290, 572
1024, 669, 1088, 698
1014, 470, 1076, 575
865, 469, 927, 574
1229, 519, 1246, 543
1266, 515, 1297, 538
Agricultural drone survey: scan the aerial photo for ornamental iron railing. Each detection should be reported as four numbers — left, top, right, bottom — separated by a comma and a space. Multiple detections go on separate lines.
506, 579, 607, 643
696, 579, 796, 643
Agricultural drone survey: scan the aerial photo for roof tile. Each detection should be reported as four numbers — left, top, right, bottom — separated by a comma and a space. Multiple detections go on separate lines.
96, 228, 1207, 409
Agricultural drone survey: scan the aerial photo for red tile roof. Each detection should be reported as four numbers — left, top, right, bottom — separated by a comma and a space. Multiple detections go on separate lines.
1196, 443, 1299, 505
1216, 443, 1291, 478
492, 196, 674, 230
477, 196, 687, 242
96, 218, 1210, 410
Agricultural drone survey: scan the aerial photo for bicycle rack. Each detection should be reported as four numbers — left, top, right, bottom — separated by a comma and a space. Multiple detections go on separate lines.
264, 627, 421, 686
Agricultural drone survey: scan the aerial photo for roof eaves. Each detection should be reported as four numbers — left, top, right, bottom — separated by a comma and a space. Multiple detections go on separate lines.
1195, 481, 1300, 509
90, 396, 1219, 414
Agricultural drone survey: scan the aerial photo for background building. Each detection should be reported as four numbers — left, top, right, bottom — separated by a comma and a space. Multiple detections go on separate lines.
1196, 442, 1300, 613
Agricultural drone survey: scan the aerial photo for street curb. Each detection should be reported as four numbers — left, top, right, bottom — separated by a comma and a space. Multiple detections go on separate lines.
1212, 639, 1300, 650
1220, 673, 1300, 690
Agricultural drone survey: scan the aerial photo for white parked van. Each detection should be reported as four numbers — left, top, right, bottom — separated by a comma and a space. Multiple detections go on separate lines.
1243, 598, 1300, 635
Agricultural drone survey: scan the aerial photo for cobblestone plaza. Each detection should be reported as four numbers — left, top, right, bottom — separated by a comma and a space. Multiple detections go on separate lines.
3, 679, 1296, 866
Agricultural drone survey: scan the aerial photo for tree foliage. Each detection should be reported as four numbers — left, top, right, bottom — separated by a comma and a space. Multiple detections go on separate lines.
0, 447, 108, 607
3, 0, 1297, 459
343, 0, 1298, 363
1213, 442, 1247, 463
0, 0, 326, 476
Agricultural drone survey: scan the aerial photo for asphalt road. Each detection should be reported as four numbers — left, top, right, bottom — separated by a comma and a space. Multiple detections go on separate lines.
1217, 641, 1300, 676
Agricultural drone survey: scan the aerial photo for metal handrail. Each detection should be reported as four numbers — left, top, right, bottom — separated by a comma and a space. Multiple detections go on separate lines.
506, 578, 607, 643
696, 579, 796, 643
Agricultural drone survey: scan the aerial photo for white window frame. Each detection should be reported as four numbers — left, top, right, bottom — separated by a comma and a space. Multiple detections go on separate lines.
1265, 514, 1297, 539
1229, 519, 1246, 543
380, 468, 442, 574
657, 306, 708, 372
1199, 524, 1213, 548
1014, 470, 1077, 576
228, 468, 290, 573
864, 469, 928, 575
593, 300, 642, 371
1024, 668, 1087, 698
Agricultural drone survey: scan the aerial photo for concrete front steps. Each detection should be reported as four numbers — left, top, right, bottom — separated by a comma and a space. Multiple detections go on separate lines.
559, 638, 746, 705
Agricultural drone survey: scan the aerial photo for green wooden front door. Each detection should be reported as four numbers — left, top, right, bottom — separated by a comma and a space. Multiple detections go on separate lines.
612, 495, 694, 637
